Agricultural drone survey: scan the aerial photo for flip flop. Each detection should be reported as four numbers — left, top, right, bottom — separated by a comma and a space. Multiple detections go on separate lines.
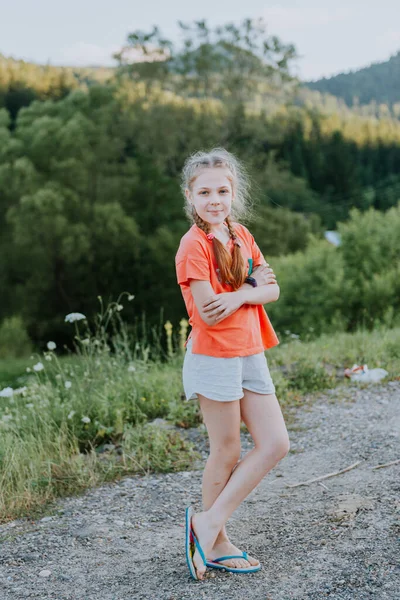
206, 551, 262, 573
185, 506, 207, 580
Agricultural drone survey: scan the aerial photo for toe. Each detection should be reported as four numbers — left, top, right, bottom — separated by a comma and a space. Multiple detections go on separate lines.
247, 554, 260, 567
193, 550, 206, 579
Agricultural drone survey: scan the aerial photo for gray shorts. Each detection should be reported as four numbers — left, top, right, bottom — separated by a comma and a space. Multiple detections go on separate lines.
182, 338, 276, 402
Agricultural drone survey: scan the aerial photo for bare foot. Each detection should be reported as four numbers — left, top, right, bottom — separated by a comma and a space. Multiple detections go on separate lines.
191, 512, 221, 580
208, 540, 260, 569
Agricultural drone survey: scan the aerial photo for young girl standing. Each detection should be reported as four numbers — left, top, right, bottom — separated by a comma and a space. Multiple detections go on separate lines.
175, 148, 289, 581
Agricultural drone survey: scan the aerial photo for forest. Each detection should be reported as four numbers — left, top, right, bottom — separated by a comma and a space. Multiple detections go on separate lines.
306, 50, 400, 110
1, 19, 400, 353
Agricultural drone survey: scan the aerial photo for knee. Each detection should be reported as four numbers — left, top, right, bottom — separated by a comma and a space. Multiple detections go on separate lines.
259, 432, 290, 465
210, 437, 241, 469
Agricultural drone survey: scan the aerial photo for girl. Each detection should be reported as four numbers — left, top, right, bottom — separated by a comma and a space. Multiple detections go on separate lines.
175, 148, 289, 581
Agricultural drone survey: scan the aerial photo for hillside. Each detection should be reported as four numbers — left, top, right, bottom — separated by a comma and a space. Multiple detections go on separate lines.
305, 50, 400, 109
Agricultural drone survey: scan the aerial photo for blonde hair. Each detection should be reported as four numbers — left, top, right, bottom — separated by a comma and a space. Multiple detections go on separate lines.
180, 147, 253, 290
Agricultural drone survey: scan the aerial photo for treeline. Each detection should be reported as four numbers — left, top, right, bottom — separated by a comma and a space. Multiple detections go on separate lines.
306, 50, 400, 111
0, 54, 111, 124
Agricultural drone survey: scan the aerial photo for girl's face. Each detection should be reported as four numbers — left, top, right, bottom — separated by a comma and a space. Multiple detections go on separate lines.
187, 168, 234, 228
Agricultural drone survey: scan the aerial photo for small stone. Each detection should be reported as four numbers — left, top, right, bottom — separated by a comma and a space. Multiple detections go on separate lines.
39, 569, 51, 577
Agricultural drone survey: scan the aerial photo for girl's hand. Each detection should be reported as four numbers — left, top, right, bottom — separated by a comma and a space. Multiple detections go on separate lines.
203, 292, 244, 323
251, 263, 277, 286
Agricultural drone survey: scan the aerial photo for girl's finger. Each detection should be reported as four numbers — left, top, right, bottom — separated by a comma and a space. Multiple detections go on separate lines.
203, 299, 221, 311
203, 297, 219, 307
208, 306, 226, 318
215, 309, 229, 322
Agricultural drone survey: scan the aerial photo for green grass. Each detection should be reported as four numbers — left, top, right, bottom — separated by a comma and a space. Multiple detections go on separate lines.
0, 357, 32, 389
0, 303, 399, 523
269, 325, 400, 404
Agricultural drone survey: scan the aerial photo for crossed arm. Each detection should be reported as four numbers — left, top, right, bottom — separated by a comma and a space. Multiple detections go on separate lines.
189, 262, 280, 327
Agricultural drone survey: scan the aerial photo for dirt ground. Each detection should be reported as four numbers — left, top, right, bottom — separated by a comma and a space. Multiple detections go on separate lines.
0, 381, 399, 600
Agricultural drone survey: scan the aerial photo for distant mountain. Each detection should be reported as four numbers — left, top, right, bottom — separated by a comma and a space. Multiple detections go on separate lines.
304, 51, 400, 108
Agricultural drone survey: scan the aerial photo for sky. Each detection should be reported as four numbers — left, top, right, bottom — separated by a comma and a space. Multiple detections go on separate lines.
1, 0, 400, 81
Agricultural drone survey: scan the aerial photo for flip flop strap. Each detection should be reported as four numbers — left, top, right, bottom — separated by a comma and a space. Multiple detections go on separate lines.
191, 530, 207, 566
211, 552, 248, 563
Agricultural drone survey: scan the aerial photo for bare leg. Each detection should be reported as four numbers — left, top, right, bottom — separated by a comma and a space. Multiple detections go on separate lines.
191, 390, 289, 579
199, 394, 259, 568
198, 395, 259, 569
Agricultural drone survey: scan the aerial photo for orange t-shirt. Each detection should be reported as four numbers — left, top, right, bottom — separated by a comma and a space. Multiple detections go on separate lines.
175, 222, 280, 357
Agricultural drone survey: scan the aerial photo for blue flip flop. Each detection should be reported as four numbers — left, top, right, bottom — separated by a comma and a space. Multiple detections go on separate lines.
185, 506, 207, 580
206, 551, 262, 573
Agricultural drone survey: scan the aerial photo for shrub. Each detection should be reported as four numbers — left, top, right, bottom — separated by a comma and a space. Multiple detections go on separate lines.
0, 316, 32, 359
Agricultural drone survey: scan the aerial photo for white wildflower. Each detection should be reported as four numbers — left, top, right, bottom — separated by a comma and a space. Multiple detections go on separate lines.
2, 414, 13, 422
127, 365, 136, 373
14, 387, 27, 395
81, 338, 90, 345
33, 362, 44, 372
26, 367, 31, 373
81, 416, 91, 424
45, 355, 52, 361
55, 374, 62, 380
128, 294, 134, 301
67, 410, 75, 419
65, 312, 86, 323
116, 304, 123, 311
64, 381, 72, 389
25, 403, 34, 409
47, 341, 56, 350
0, 387, 13, 398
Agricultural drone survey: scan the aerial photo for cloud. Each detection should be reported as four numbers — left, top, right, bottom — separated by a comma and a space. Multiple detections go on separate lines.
57, 42, 121, 67
375, 29, 400, 47
262, 5, 354, 31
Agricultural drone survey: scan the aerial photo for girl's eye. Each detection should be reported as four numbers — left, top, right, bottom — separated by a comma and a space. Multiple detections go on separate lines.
200, 190, 228, 194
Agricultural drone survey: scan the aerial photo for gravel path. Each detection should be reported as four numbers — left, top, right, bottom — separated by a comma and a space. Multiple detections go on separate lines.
1, 381, 399, 600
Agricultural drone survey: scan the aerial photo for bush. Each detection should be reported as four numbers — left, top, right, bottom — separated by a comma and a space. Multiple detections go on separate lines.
270, 237, 346, 336
268, 202, 400, 336
0, 316, 32, 359
338, 203, 400, 330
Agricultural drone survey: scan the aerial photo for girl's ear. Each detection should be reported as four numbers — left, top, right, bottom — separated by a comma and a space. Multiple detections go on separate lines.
185, 188, 191, 202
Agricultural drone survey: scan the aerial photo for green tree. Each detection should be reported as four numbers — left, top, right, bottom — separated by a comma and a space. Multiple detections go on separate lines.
116, 18, 298, 105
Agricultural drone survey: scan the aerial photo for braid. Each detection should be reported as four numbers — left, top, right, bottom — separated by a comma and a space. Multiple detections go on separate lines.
192, 208, 211, 235
225, 214, 238, 243
225, 215, 247, 289
192, 208, 246, 290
